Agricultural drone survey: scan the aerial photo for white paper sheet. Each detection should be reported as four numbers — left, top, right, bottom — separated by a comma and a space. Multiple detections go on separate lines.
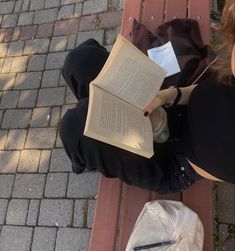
147, 41, 181, 77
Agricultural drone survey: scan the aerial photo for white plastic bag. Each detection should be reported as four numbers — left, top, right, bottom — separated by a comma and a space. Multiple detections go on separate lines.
126, 200, 204, 251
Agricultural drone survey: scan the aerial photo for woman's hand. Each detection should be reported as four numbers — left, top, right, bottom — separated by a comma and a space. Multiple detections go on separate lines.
144, 88, 177, 116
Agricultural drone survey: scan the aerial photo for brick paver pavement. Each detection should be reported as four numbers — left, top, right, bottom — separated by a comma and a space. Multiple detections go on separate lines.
0, 0, 123, 250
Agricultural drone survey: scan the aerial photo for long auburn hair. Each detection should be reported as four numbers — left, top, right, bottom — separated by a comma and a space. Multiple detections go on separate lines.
212, 0, 235, 85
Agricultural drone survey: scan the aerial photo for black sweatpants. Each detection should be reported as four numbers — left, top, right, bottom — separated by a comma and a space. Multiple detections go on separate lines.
59, 39, 201, 194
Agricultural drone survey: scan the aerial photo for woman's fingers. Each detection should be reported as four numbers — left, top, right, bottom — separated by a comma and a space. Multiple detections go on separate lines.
144, 95, 163, 115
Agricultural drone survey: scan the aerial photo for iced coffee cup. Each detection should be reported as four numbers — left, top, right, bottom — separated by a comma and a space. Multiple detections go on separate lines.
149, 107, 169, 143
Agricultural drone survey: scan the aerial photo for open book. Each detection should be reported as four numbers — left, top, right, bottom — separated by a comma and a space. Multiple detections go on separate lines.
84, 35, 167, 158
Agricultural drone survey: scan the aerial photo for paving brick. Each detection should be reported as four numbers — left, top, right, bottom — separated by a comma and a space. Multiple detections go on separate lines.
50, 107, 61, 126
30, 107, 50, 127
49, 36, 67, 52
3, 28, 13, 42
0, 175, 14, 198
61, 0, 83, 4
37, 87, 66, 106
87, 199, 96, 228
14, 0, 23, 13
30, 0, 45, 11
98, 11, 122, 29
0, 29, 5, 43
0, 226, 33, 251
32, 227, 57, 251
39, 150, 51, 173
20, 25, 37, 40
55, 228, 91, 251
5, 129, 27, 149
42, 70, 60, 87
0, 199, 8, 224
1, 109, 31, 129
73, 199, 85, 227
0, 130, 7, 149
18, 89, 38, 108
24, 38, 50, 55
13, 174, 46, 198
74, 3, 83, 18
10, 56, 28, 73
0, 73, 15, 90
105, 28, 117, 45
0, 1, 15, 15
6, 199, 29, 225
18, 150, 41, 172
0, 58, 4, 71
54, 19, 79, 36
77, 30, 104, 46
26, 199, 40, 226
66, 87, 77, 104
2, 14, 18, 28
34, 8, 58, 24
112, 0, 124, 10
14, 72, 42, 89
83, 0, 108, 15
79, 14, 97, 32
50, 148, 72, 172
21, 0, 30, 12
0, 43, 8, 58
57, 5, 75, 20
0, 91, 19, 109
18, 11, 34, 26
67, 34, 77, 50
0, 151, 20, 173
67, 172, 100, 198
27, 55, 46, 71
7, 41, 24, 57
12, 27, 21, 41
45, 173, 68, 197
45, 0, 61, 8
36, 23, 54, 38
59, 73, 67, 86
61, 104, 76, 117
45, 51, 68, 69
1, 58, 12, 73
0, 110, 3, 124
38, 199, 73, 227
25, 128, 57, 149
218, 182, 235, 224
56, 133, 64, 147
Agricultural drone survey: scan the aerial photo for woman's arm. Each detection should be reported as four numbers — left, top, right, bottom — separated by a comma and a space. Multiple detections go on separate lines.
144, 84, 197, 115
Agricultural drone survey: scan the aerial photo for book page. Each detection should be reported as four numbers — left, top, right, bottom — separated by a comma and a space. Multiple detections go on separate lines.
84, 84, 154, 158
92, 35, 167, 110
147, 41, 181, 77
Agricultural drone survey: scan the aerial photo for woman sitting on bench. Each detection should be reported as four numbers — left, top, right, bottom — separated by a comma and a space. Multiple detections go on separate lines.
59, 0, 235, 194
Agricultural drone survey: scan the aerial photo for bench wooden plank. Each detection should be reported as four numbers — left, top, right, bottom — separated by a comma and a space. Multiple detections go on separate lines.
188, 0, 210, 43
116, 185, 152, 251
165, 0, 187, 21
142, 0, 165, 33
121, 0, 142, 40
89, 0, 213, 250
182, 179, 213, 251
89, 177, 123, 251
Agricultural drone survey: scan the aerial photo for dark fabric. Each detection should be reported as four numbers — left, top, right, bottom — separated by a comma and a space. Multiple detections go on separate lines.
59, 38, 202, 194
130, 18, 216, 89
182, 78, 235, 183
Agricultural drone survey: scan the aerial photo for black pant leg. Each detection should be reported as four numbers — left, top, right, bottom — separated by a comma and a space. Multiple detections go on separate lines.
62, 39, 109, 100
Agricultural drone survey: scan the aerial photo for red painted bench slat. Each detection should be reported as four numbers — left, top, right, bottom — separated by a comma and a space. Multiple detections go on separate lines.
142, 0, 165, 33
89, 177, 123, 251
188, 0, 210, 43
165, 0, 188, 21
116, 185, 152, 251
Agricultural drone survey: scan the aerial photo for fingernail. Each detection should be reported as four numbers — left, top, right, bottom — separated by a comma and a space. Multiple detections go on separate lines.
144, 111, 149, 117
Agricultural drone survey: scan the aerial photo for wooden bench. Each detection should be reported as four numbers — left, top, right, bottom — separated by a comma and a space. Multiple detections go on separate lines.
89, 0, 213, 250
